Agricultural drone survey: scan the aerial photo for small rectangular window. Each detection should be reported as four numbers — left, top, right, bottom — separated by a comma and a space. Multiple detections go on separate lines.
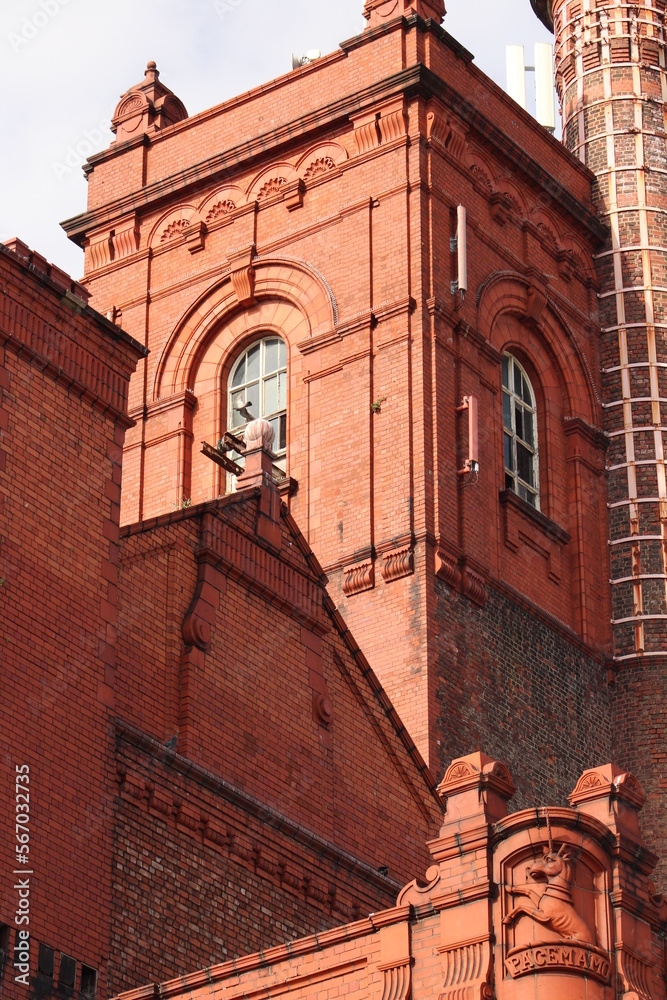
80, 964, 97, 998
59, 953, 77, 990
38, 942, 54, 978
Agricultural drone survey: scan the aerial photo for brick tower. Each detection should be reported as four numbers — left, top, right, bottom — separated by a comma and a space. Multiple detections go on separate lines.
531, 0, 667, 874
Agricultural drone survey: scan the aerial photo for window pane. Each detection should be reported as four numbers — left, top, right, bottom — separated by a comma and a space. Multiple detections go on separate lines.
505, 472, 514, 490
264, 374, 279, 415
522, 375, 532, 404
279, 339, 287, 368
524, 409, 534, 446
246, 344, 260, 381
525, 490, 537, 508
278, 371, 286, 410
504, 433, 514, 471
246, 380, 260, 417
268, 415, 287, 453
264, 339, 280, 374
515, 406, 524, 441
518, 482, 528, 502
517, 442, 533, 486
503, 391, 512, 430
231, 357, 245, 388
502, 355, 510, 389
230, 389, 246, 428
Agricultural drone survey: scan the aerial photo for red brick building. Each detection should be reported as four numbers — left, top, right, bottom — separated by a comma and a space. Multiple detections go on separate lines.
113, 754, 667, 1000
2, 0, 666, 996
63, 0, 621, 838
0, 242, 440, 997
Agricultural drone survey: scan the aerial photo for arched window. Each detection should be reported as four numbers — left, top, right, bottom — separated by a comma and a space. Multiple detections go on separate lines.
502, 353, 539, 509
227, 336, 287, 475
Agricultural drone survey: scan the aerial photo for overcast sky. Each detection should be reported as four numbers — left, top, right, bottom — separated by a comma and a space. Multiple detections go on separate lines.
0, 0, 553, 277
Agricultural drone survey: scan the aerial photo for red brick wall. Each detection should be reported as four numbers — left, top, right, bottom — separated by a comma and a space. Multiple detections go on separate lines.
0, 246, 144, 997
112, 490, 442, 991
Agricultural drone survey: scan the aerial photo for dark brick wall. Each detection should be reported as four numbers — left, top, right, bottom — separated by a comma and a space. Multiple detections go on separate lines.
432, 580, 613, 812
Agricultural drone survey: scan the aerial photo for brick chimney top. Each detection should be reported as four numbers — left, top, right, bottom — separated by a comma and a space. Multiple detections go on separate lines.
363, 0, 445, 29
111, 60, 188, 144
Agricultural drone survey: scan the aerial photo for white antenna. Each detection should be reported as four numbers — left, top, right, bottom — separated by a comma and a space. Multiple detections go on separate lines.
506, 43, 555, 133
450, 206, 467, 305
506, 45, 527, 110
291, 49, 321, 70
534, 42, 556, 131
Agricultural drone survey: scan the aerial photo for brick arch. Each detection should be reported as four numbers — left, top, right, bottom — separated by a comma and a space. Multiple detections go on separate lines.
153, 257, 337, 400
476, 271, 599, 424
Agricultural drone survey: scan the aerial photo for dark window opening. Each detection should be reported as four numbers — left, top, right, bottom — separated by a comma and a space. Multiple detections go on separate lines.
59, 954, 77, 990
37, 943, 54, 978
80, 964, 97, 998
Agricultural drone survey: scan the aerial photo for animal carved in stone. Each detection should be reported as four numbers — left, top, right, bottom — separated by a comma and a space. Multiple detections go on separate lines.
503, 842, 595, 945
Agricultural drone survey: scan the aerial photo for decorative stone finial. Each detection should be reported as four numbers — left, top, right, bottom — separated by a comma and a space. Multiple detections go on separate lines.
363, 0, 445, 29
111, 61, 188, 144
244, 419, 275, 453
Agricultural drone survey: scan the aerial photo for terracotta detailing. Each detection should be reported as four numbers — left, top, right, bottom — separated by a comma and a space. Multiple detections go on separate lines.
120, 753, 666, 1000
111, 60, 188, 144
380, 541, 414, 583
550, 0, 667, 877
342, 557, 375, 597
363, 0, 445, 27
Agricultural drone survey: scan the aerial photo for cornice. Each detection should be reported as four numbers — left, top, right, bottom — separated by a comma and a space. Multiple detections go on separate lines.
63, 63, 603, 249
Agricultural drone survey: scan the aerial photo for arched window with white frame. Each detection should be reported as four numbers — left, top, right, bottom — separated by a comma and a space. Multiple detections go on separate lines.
227, 336, 287, 480
502, 352, 539, 509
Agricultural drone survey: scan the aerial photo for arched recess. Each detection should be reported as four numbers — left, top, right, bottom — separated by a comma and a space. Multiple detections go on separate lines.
154, 257, 337, 400
477, 271, 599, 424
150, 257, 338, 505
477, 271, 603, 531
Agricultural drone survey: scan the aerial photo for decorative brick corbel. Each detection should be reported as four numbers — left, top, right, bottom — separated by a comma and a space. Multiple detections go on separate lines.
489, 191, 512, 225
461, 562, 487, 606
524, 282, 548, 326
435, 548, 461, 589
377, 98, 408, 143
376, 923, 412, 1000
425, 109, 467, 161
381, 544, 414, 583
111, 216, 140, 261
180, 530, 227, 752
185, 219, 206, 254
228, 245, 256, 306
284, 178, 305, 211
351, 109, 381, 155
342, 557, 375, 596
